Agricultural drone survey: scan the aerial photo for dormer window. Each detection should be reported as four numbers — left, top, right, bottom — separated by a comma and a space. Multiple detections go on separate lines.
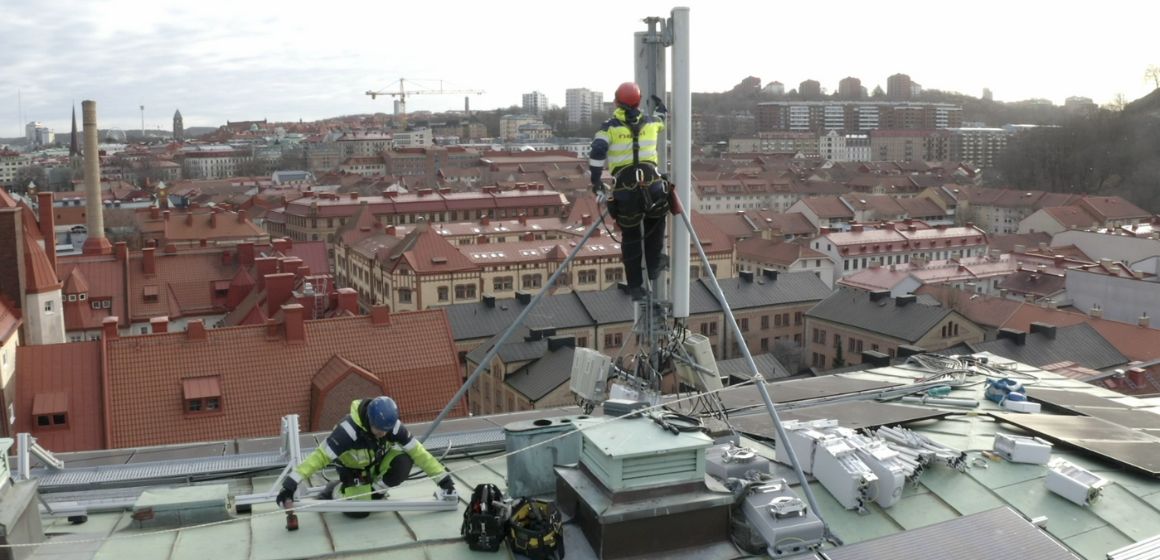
183, 376, 222, 414
143, 285, 159, 304
32, 392, 68, 429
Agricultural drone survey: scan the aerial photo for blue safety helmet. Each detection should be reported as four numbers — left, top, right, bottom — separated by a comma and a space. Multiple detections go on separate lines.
366, 396, 399, 432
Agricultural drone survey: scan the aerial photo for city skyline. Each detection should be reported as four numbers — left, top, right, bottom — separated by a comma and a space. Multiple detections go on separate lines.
3, 0, 1156, 134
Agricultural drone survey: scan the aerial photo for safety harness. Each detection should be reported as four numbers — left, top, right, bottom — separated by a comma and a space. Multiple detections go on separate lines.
609, 116, 668, 229
507, 498, 565, 559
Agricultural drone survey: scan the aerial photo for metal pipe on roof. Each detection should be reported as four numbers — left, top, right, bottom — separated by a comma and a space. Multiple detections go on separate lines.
420, 206, 611, 443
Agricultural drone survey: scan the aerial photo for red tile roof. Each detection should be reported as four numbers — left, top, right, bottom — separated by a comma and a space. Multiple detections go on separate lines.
104, 309, 466, 448
798, 196, 854, 218
1041, 205, 1100, 229
398, 223, 479, 274
737, 238, 826, 267
57, 258, 126, 330
0, 299, 20, 343
0, 188, 18, 209
1078, 196, 1150, 221
23, 230, 61, 294
14, 341, 105, 451
128, 251, 234, 321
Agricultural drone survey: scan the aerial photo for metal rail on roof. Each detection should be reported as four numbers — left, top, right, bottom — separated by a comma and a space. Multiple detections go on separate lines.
25, 418, 505, 494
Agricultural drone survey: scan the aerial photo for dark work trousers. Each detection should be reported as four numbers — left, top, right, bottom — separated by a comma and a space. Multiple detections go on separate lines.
620, 214, 667, 290
336, 452, 414, 490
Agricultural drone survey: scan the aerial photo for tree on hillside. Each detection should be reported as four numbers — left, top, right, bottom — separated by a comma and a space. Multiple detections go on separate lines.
1147, 65, 1160, 89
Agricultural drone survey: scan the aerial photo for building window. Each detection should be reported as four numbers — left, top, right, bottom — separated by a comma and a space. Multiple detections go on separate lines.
437, 286, 450, 302
604, 268, 623, 283
794, 312, 802, 326
577, 336, 588, 348
398, 288, 412, 303
761, 338, 769, 352
762, 315, 770, 329
833, 334, 842, 350
44, 300, 54, 313
521, 274, 542, 289
143, 285, 159, 304
578, 270, 597, 284
604, 332, 623, 348
493, 276, 513, 291
455, 284, 476, 299
773, 314, 782, 328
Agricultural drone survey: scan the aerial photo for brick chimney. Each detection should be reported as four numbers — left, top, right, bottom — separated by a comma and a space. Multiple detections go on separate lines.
150, 206, 160, 220
272, 238, 290, 253
265, 273, 296, 317
237, 209, 247, 223
142, 247, 156, 276
281, 257, 304, 278
283, 303, 306, 343
150, 316, 169, 334
36, 191, 57, 273
254, 257, 278, 289
336, 288, 358, 315
237, 242, 255, 266
187, 319, 207, 341
370, 305, 390, 326
114, 241, 128, 262
1129, 367, 1147, 387
80, 100, 112, 256
102, 316, 119, 340
581, 214, 592, 226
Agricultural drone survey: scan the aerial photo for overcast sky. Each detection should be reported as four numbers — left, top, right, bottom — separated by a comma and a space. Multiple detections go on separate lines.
3, 0, 1156, 135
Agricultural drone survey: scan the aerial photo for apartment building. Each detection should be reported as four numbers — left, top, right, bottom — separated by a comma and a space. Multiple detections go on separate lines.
265, 185, 566, 243
810, 221, 989, 284
804, 288, 984, 369
756, 101, 962, 133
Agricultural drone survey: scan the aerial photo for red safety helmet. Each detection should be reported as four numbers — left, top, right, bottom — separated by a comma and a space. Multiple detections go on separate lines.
615, 82, 642, 108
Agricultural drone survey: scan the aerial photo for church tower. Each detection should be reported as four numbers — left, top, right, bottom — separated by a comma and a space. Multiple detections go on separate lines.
173, 109, 184, 143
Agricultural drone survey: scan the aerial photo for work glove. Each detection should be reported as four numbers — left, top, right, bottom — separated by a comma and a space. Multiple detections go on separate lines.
437, 474, 456, 495
276, 476, 298, 507
651, 95, 668, 115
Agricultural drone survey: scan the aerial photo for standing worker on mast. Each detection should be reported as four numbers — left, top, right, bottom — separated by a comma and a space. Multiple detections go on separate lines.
590, 82, 671, 301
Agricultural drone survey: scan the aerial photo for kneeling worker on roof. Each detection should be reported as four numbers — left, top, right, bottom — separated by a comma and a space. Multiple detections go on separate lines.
590, 81, 671, 301
276, 396, 455, 517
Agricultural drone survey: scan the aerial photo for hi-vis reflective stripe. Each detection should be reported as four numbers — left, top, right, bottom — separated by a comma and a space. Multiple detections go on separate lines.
320, 442, 338, 459
402, 438, 418, 451
594, 130, 611, 142
340, 420, 357, 440
589, 158, 605, 167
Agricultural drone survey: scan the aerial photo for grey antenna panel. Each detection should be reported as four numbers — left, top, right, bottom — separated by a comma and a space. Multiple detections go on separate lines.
990, 412, 1160, 476
823, 506, 1078, 560
732, 401, 949, 439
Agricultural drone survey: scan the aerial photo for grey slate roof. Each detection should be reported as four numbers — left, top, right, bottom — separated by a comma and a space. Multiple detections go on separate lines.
695, 272, 833, 311
506, 345, 576, 401
465, 325, 550, 365
807, 287, 952, 343
965, 323, 1129, 370
574, 288, 636, 324
445, 292, 594, 341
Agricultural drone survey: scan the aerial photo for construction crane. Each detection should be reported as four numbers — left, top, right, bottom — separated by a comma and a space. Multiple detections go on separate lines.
365, 78, 484, 130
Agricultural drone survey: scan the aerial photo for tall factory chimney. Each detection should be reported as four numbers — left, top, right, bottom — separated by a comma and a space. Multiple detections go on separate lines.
81, 100, 112, 256
464, 96, 470, 114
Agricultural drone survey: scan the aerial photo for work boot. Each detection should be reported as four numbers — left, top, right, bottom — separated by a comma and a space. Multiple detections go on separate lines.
629, 286, 647, 301
648, 253, 670, 280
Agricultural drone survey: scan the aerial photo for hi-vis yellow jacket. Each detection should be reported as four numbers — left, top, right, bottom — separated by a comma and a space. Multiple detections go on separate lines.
289, 399, 445, 485
589, 106, 665, 178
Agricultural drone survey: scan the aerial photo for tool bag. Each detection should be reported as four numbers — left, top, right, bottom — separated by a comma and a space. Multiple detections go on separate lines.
609, 119, 669, 229
461, 483, 507, 552
507, 498, 565, 560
